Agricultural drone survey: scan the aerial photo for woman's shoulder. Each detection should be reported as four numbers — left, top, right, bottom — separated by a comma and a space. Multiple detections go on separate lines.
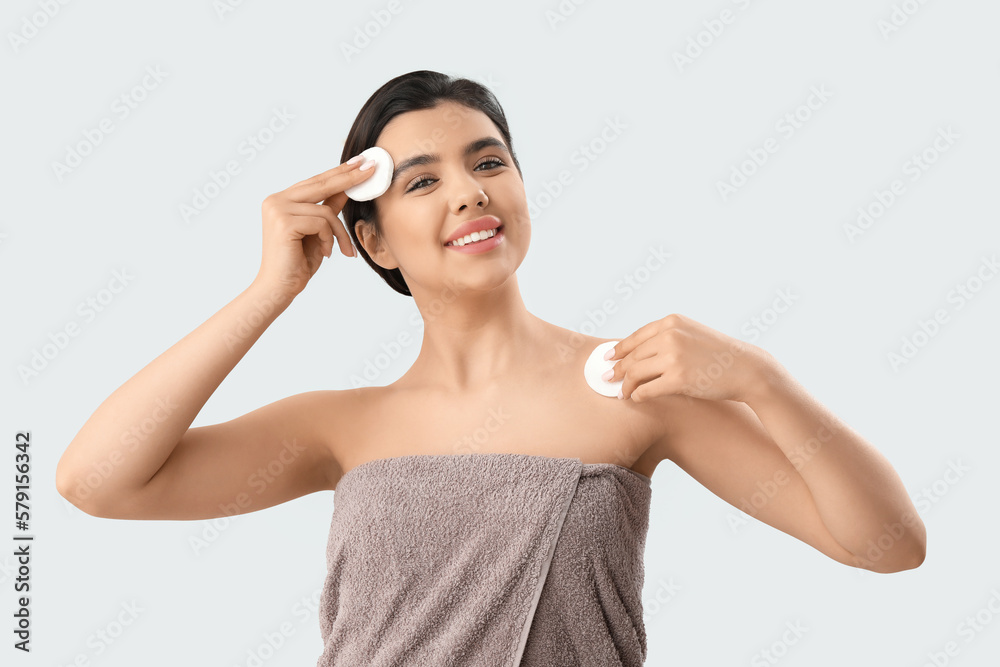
534, 320, 622, 359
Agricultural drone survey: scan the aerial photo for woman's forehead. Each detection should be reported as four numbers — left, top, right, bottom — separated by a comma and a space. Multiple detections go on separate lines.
378, 103, 499, 157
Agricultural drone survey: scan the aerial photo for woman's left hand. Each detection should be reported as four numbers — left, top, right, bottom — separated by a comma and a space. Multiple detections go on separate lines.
605, 313, 781, 404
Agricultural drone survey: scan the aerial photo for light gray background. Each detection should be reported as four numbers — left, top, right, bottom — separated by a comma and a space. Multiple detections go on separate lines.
3, 1, 998, 665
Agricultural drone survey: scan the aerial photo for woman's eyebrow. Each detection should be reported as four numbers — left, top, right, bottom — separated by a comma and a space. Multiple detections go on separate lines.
389, 137, 510, 188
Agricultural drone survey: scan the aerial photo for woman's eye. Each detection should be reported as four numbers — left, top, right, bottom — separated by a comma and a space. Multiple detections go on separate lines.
478, 157, 505, 170
406, 177, 434, 193
404, 157, 506, 193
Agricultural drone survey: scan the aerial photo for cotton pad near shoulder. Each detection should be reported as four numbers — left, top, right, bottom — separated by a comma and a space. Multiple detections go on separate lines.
345, 146, 394, 201
584, 340, 624, 398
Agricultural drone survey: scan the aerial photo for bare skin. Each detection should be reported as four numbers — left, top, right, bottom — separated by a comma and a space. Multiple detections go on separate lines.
342, 100, 663, 479
56, 99, 924, 573
54, 149, 371, 521
332, 329, 665, 485
54, 100, 662, 524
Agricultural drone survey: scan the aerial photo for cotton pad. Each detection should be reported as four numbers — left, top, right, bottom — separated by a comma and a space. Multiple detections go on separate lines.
584, 340, 624, 398
345, 146, 394, 201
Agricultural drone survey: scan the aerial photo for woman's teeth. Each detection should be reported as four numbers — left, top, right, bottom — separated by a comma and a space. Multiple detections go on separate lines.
447, 227, 499, 246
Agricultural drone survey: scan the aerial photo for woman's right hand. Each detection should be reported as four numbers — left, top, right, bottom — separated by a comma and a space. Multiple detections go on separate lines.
253, 155, 376, 299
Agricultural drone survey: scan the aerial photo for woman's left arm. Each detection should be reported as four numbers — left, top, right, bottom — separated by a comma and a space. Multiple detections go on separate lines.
609, 313, 928, 572
739, 358, 927, 570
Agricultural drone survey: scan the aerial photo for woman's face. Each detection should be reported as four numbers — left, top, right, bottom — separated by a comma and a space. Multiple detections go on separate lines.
357, 101, 531, 298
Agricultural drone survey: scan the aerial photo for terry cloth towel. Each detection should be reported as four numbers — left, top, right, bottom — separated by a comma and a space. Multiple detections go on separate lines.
316, 452, 653, 666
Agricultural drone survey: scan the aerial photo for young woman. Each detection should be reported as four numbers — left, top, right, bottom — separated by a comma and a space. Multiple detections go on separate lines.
56, 70, 926, 666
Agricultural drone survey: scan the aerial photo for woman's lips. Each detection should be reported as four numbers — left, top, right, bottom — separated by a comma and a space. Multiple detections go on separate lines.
444, 225, 504, 254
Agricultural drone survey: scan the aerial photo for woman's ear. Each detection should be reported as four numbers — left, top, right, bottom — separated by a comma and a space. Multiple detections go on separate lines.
355, 219, 398, 270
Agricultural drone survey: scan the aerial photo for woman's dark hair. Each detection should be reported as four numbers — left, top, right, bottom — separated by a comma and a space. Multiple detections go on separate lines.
341, 70, 522, 297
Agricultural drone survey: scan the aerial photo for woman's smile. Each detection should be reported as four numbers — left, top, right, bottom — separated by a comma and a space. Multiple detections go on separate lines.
444, 224, 505, 254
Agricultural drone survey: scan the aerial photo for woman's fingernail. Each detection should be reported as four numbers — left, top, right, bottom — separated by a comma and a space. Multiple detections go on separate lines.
617, 387, 624, 399
604, 347, 615, 360
346, 155, 364, 165
601, 369, 614, 381
359, 158, 376, 171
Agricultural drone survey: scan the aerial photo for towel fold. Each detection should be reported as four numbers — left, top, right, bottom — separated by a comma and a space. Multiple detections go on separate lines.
316, 452, 652, 667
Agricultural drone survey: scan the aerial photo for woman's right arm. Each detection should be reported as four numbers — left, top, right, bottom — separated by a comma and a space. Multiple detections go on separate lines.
55, 155, 376, 519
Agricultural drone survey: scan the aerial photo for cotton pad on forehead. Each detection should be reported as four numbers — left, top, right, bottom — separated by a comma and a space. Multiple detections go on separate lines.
344, 146, 394, 201
584, 340, 624, 398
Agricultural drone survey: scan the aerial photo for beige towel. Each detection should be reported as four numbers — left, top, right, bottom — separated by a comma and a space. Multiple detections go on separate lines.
316, 452, 652, 666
